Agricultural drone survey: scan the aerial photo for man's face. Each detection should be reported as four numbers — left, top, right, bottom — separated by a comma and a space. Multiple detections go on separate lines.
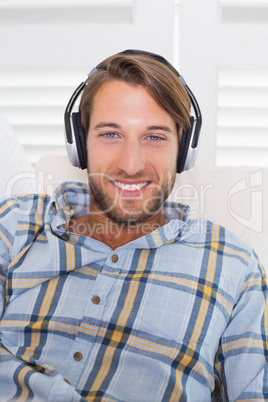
86, 80, 178, 225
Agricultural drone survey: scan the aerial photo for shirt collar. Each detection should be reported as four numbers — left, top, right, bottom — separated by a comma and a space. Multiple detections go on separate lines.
48, 181, 190, 246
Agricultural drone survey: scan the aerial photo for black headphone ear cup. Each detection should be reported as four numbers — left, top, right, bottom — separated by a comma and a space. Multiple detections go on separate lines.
71, 112, 87, 169
177, 116, 194, 173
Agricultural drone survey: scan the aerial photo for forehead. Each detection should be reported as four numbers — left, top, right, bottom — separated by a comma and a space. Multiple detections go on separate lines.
91, 80, 175, 125
93, 80, 148, 105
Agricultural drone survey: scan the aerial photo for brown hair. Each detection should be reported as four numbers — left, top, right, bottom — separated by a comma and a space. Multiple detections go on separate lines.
79, 53, 191, 139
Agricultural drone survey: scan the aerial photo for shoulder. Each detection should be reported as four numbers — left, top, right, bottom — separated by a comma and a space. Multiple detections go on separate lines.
0, 193, 51, 216
0, 193, 51, 234
0, 193, 52, 268
181, 218, 262, 272
178, 218, 266, 300
183, 217, 247, 243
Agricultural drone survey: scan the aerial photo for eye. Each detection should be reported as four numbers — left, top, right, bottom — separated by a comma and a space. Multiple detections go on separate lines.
149, 135, 161, 141
147, 135, 165, 142
99, 132, 120, 141
103, 132, 117, 138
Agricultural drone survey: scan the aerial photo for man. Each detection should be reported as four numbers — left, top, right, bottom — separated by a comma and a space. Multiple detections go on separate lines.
0, 51, 267, 401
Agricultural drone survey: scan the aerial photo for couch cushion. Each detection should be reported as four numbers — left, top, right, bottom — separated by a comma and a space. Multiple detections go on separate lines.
169, 165, 268, 271
0, 116, 37, 197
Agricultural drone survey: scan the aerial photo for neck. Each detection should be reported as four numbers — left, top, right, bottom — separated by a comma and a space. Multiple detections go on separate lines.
68, 210, 168, 250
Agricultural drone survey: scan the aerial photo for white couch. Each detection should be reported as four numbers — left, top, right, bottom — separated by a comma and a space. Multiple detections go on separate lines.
35, 155, 268, 272
0, 115, 36, 195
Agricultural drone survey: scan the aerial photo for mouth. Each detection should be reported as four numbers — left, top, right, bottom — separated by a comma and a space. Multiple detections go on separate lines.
113, 181, 149, 192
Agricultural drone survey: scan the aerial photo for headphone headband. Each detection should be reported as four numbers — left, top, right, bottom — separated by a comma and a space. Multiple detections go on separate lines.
64, 49, 202, 172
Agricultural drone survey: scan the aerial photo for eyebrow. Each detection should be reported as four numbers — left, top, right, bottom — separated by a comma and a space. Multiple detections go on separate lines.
94, 122, 173, 133
147, 125, 173, 133
94, 122, 120, 130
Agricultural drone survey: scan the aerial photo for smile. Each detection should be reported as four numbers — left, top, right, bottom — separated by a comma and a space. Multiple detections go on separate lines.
113, 181, 148, 191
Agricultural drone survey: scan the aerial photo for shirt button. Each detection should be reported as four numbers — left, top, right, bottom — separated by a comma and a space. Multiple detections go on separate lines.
91, 295, 101, 305
73, 352, 83, 361
61, 233, 69, 241
111, 254, 119, 263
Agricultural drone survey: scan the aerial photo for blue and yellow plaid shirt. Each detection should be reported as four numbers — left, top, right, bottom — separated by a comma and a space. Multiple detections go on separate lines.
0, 182, 267, 401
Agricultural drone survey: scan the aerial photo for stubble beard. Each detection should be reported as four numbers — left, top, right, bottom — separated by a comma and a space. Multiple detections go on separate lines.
88, 171, 176, 226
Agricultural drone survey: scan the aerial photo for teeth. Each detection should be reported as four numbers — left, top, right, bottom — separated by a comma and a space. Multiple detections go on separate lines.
114, 181, 148, 191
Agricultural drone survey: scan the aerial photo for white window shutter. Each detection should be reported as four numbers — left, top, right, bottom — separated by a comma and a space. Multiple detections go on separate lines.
179, 0, 268, 167
217, 67, 268, 166
0, 68, 86, 164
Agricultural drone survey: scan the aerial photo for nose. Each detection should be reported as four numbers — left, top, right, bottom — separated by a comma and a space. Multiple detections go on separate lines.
117, 140, 146, 176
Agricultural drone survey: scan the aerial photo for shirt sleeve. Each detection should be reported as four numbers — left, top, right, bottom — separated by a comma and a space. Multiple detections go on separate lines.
0, 255, 8, 319
215, 251, 268, 401
0, 199, 14, 318
0, 196, 87, 401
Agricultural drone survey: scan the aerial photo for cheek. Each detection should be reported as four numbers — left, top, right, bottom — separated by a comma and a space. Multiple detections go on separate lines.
87, 143, 115, 174
156, 147, 178, 172
86, 146, 100, 174
171, 142, 179, 170
86, 139, 102, 170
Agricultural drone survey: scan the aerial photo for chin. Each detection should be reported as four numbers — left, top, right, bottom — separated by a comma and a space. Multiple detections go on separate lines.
106, 203, 162, 225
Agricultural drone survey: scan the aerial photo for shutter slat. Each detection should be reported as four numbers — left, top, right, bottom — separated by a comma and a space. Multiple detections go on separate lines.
221, 0, 268, 4
216, 67, 268, 167
0, 0, 132, 7
0, 87, 75, 106
218, 68, 268, 88
216, 147, 268, 167
218, 108, 268, 128
218, 88, 268, 107
217, 129, 268, 147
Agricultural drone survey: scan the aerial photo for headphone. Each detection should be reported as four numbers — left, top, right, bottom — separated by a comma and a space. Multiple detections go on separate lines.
64, 49, 202, 173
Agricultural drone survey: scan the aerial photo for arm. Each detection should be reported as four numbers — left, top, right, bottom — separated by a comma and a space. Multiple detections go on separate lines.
0, 197, 85, 401
0, 227, 11, 318
215, 253, 268, 401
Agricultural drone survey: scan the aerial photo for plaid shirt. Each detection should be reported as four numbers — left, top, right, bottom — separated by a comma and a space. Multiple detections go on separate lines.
0, 182, 267, 402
